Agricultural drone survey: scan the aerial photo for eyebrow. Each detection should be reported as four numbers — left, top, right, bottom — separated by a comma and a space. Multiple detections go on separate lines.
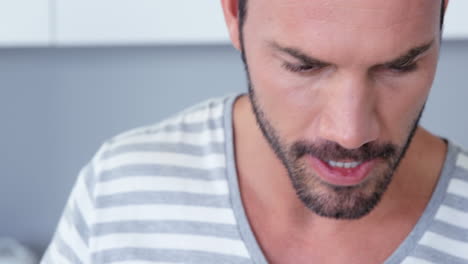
381, 40, 434, 67
269, 41, 329, 66
268, 39, 435, 67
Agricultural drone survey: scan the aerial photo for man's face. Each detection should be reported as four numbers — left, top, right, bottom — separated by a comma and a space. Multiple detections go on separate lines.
239, 0, 442, 219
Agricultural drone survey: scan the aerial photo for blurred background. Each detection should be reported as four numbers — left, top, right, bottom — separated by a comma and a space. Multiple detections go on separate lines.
0, 0, 467, 262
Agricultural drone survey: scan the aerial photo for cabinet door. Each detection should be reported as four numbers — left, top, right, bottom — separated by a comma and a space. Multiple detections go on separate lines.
444, 0, 468, 39
0, 0, 50, 46
56, 0, 230, 46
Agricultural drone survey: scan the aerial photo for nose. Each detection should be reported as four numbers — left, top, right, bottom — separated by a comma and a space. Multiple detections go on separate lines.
317, 72, 380, 150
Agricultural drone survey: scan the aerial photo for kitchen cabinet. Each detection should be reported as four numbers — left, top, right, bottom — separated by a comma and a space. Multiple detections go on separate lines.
0, 1, 466, 48
54, 0, 468, 46
0, 0, 50, 46
55, 0, 230, 46
443, 0, 468, 39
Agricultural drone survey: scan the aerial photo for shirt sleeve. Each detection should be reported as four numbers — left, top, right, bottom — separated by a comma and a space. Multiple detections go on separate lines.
40, 153, 102, 264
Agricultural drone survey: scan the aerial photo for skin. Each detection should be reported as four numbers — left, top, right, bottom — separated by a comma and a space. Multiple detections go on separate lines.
221, 0, 449, 263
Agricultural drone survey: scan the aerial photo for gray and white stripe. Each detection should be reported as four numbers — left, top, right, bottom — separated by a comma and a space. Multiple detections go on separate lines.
403, 152, 468, 264
41, 96, 252, 264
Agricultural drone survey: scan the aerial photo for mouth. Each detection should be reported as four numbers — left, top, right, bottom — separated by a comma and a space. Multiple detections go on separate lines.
307, 155, 377, 186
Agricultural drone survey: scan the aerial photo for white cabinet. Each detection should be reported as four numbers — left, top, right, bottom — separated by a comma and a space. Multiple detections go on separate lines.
53, 0, 467, 46
0, 1, 466, 48
443, 0, 468, 39
55, 0, 230, 46
0, 0, 50, 46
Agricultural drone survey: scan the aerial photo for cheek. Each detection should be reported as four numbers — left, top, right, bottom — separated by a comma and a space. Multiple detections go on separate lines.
372, 51, 439, 142
376, 73, 433, 143
248, 60, 327, 140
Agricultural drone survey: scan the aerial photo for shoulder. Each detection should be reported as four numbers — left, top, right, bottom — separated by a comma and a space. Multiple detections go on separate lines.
108, 96, 228, 145
46, 95, 244, 262
84, 95, 236, 200
444, 142, 468, 204
94, 95, 232, 178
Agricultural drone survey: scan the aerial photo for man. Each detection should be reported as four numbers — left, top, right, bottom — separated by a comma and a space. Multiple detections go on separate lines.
42, 0, 468, 263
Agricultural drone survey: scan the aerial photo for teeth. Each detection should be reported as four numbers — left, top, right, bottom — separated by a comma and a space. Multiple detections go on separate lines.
327, 160, 362, 169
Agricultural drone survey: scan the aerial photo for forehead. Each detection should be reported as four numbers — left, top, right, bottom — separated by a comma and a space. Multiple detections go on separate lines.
246, 0, 440, 63
252, 0, 438, 28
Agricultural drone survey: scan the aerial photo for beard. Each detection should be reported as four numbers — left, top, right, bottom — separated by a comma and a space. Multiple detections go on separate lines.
243, 68, 423, 219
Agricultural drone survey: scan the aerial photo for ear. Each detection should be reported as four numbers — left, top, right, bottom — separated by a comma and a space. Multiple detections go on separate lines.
221, 0, 242, 51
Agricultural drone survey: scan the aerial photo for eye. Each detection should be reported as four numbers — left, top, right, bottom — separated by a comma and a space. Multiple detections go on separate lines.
282, 62, 323, 73
387, 62, 418, 73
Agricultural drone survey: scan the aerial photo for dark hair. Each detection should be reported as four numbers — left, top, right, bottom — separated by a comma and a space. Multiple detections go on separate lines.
238, 0, 446, 31
238, 0, 248, 31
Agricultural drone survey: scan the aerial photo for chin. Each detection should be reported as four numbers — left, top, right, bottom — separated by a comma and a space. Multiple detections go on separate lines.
289, 161, 394, 220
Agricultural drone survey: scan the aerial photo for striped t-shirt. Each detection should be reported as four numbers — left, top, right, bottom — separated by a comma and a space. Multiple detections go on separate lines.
41, 94, 468, 264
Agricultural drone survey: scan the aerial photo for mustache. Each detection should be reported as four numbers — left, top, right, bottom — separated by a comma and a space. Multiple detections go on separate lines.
291, 140, 398, 162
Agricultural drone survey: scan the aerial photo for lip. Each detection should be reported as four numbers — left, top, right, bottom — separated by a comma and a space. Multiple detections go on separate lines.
307, 155, 377, 186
